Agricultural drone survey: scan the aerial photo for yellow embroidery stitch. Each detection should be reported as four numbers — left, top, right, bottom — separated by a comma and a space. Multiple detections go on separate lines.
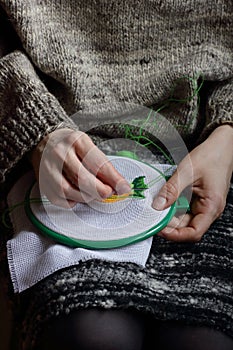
102, 176, 149, 203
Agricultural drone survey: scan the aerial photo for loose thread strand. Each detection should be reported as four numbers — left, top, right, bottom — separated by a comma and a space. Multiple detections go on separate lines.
1, 198, 49, 229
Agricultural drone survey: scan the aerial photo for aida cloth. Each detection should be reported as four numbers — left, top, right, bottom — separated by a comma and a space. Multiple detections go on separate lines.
29, 157, 172, 243
7, 162, 175, 293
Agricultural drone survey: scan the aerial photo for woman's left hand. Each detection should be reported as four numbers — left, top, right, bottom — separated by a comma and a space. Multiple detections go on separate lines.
152, 125, 233, 242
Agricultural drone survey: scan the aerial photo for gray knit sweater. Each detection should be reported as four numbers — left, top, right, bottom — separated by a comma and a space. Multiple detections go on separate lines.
0, 0, 233, 183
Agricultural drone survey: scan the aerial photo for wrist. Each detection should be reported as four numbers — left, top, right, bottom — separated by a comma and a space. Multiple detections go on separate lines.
208, 124, 233, 172
211, 124, 233, 138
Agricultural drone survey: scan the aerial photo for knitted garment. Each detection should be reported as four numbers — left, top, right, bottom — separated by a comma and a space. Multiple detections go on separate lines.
0, 1, 233, 349
18, 183, 233, 349
0, 0, 233, 182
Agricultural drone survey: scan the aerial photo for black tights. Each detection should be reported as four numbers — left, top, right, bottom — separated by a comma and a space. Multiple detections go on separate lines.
36, 309, 233, 350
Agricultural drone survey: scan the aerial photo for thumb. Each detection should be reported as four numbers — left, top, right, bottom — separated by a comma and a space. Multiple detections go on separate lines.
152, 164, 193, 210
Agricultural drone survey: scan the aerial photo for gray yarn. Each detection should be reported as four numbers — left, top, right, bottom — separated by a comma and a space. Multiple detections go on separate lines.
19, 184, 233, 349
0, 1, 233, 349
0, 0, 233, 182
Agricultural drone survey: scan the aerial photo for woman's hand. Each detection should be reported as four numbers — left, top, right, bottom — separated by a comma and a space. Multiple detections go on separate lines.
30, 128, 131, 207
153, 125, 233, 242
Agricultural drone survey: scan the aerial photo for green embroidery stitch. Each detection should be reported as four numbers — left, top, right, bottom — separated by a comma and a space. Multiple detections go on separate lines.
103, 176, 149, 202
131, 176, 149, 199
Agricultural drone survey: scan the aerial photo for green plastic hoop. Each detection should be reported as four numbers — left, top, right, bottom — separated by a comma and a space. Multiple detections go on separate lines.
24, 156, 188, 249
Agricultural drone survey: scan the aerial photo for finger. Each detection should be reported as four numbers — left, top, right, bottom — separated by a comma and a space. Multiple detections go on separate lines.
62, 182, 94, 204
158, 213, 193, 236
40, 178, 76, 208
162, 216, 180, 228
63, 150, 114, 200
39, 167, 93, 207
44, 185, 92, 208
95, 157, 132, 195
46, 197, 77, 209
73, 136, 131, 194
152, 157, 193, 211
159, 212, 214, 242
176, 213, 194, 228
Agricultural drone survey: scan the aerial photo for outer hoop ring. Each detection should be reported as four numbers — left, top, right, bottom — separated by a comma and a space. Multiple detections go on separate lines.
25, 156, 177, 249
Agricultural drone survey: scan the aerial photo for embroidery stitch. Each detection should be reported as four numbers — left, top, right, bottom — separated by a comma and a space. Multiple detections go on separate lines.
102, 176, 149, 203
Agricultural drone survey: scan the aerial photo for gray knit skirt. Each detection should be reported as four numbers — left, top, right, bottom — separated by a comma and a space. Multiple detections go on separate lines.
11, 181, 232, 349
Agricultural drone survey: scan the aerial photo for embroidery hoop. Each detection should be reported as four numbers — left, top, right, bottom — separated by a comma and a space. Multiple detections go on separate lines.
24, 155, 189, 249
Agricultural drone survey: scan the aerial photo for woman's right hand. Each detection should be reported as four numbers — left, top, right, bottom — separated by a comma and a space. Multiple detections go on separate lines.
30, 128, 131, 208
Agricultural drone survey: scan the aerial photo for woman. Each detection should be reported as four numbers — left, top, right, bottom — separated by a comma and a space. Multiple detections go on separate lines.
0, 1, 233, 349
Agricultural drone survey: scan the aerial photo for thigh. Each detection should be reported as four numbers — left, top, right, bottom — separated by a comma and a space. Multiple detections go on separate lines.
145, 320, 233, 350
35, 308, 147, 350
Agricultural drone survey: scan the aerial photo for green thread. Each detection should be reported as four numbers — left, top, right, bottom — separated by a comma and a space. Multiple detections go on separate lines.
2, 198, 49, 229
130, 176, 149, 199
2, 166, 175, 222
2, 74, 202, 223
105, 167, 174, 202
121, 73, 204, 159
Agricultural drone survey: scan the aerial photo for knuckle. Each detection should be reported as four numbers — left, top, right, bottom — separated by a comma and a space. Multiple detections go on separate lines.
74, 131, 91, 146
164, 181, 179, 199
61, 180, 70, 195
98, 161, 110, 174
65, 132, 75, 144
211, 193, 226, 218
50, 143, 66, 162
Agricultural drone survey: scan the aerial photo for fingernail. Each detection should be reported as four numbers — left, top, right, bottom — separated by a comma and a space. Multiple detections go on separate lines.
161, 227, 174, 234
116, 181, 132, 195
152, 196, 166, 210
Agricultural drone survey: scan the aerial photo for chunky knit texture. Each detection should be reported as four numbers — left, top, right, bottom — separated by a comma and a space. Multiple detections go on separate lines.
0, 0, 233, 182
17, 183, 233, 349
0, 1, 233, 349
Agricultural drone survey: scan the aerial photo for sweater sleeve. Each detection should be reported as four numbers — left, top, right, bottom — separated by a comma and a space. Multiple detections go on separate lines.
0, 15, 76, 183
200, 79, 233, 140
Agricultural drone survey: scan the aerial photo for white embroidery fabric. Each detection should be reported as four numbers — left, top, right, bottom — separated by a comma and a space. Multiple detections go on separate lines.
7, 159, 176, 293
30, 157, 170, 241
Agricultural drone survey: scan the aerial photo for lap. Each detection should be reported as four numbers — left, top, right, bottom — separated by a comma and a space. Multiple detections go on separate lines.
3, 185, 233, 349
34, 308, 233, 350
